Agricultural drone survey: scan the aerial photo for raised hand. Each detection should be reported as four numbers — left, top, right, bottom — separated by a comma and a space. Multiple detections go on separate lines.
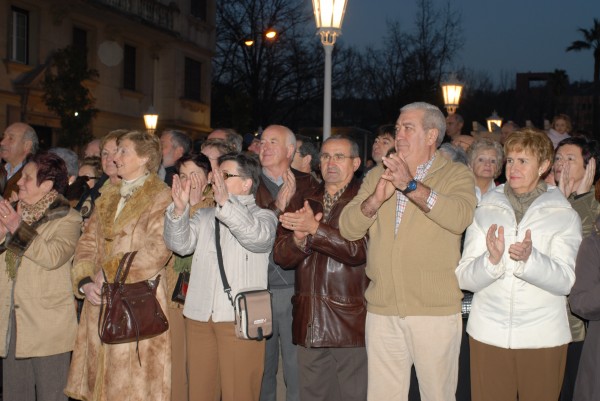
576, 158, 596, 195
0, 199, 20, 234
212, 168, 229, 206
189, 171, 208, 206
558, 162, 576, 197
508, 229, 533, 263
275, 169, 297, 212
486, 224, 505, 265
171, 174, 190, 216
382, 153, 413, 191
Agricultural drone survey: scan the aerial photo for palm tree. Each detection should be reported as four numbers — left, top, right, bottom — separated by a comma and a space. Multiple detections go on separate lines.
567, 18, 600, 136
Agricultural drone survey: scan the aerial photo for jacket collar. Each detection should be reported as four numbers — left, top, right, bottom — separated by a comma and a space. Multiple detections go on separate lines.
306, 176, 362, 204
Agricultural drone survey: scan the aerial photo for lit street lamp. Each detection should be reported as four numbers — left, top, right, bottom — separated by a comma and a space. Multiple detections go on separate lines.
312, 0, 347, 140
144, 105, 159, 135
441, 74, 464, 115
487, 111, 503, 132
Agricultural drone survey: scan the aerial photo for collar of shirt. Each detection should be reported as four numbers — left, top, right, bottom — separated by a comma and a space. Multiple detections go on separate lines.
262, 169, 284, 186
4, 161, 23, 180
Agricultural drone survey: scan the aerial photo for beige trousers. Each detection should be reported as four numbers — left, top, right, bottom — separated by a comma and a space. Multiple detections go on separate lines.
366, 312, 462, 401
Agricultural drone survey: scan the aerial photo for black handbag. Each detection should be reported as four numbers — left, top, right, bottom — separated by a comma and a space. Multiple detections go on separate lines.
171, 271, 190, 304
98, 251, 169, 362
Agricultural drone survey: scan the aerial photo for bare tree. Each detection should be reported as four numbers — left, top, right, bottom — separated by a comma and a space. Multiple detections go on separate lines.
354, 0, 463, 122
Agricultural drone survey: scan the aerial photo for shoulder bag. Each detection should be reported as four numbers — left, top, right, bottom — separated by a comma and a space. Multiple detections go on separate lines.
98, 251, 169, 359
215, 218, 272, 341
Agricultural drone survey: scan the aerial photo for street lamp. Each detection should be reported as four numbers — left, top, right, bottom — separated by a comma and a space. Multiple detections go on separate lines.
441, 74, 463, 115
486, 111, 503, 132
312, 0, 348, 140
143, 105, 159, 135
441, 74, 464, 115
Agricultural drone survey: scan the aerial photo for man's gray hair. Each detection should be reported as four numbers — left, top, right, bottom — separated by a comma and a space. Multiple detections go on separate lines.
49, 147, 79, 177
324, 134, 360, 157
214, 128, 243, 153
23, 124, 39, 154
163, 130, 192, 154
400, 102, 447, 147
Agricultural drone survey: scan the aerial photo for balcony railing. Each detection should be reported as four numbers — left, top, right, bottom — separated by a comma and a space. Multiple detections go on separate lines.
88, 0, 177, 32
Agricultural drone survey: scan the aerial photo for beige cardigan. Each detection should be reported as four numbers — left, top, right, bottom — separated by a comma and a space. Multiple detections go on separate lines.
339, 152, 477, 317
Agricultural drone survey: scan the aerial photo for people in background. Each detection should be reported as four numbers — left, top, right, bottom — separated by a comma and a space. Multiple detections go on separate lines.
553, 136, 600, 401
160, 130, 192, 187
1, 122, 38, 200
256, 125, 319, 401
547, 114, 573, 148
208, 128, 243, 153
291, 135, 320, 182
467, 138, 504, 202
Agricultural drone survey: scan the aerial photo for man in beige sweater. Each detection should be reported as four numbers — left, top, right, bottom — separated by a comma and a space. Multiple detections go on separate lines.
339, 102, 477, 401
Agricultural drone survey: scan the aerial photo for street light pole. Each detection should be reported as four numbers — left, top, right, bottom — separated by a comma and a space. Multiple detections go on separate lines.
312, 0, 347, 141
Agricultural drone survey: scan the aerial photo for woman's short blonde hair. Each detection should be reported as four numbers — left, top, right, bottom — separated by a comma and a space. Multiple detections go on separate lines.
101, 129, 128, 152
504, 128, 554, 170
118, 130, 162, 173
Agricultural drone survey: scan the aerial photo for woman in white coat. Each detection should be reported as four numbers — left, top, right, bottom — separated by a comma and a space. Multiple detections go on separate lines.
163, 152, 277, 401
456, 128, 582, 401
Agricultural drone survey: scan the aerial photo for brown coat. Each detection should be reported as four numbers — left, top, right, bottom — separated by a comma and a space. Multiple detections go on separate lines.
65, 174, 173, 401
570, 223, 600, 401
0, 196, 81, 358
273, 178, 369, 347
2, 167, 22, 200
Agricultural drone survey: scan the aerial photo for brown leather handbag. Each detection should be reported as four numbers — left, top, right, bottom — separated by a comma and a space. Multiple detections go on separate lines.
98, 251, 169, 353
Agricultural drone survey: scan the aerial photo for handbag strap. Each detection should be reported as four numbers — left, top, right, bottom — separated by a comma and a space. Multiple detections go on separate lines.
101, 251, 138, 284
215, 218, 234, 306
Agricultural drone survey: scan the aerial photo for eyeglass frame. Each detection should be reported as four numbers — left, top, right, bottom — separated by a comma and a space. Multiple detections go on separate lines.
319, 153, 356, 163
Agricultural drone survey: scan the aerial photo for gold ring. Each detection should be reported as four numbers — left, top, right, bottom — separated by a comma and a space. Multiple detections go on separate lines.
2, 215, 6, 218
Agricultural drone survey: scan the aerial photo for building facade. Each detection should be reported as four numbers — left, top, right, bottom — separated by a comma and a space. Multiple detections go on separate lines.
0, 0, 215, 147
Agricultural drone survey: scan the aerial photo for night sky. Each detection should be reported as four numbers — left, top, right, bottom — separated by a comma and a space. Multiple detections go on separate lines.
337, 0, 598, 84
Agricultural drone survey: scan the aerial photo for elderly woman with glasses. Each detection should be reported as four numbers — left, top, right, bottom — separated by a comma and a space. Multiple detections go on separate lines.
164, 152, 277, 401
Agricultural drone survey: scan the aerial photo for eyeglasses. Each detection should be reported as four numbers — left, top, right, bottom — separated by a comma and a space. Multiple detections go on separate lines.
222, 172, 242, 180
319, 153, 355, 163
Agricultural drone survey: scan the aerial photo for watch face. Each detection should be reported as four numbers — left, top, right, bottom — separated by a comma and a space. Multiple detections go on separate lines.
404, 180, 417, 193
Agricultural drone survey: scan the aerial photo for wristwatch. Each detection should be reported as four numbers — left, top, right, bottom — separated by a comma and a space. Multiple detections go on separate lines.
402, 179, 418, 195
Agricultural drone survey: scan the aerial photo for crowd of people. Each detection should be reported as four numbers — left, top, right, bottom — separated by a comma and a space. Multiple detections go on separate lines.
0, 102, 598, 401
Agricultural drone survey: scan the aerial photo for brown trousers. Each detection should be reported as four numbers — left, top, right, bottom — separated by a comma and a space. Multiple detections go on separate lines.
186, 318, 265, 401
169, 306, 188, 401
469, 337, 568, 401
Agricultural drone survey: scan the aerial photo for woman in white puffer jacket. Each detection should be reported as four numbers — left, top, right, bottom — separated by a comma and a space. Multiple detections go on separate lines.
456, 128, 582, 401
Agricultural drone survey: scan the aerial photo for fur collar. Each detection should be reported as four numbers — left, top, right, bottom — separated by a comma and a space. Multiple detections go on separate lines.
23, 195, 71, 229
96, 174, 167, 238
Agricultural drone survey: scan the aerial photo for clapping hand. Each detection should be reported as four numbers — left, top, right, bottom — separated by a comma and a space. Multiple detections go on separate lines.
275, 169, 296, 212
171, 175, 191, 216
508, 229, 533, 263
486, 224, 505, 265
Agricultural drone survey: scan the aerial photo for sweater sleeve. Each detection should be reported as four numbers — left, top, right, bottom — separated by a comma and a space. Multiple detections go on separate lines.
339, 167, 382, 241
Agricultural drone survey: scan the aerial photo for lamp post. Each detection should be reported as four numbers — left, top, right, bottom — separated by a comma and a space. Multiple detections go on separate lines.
486, 111, 503, 132
143, 106, 159, 135
312, 0, 347, 140
441, 74, 464, 115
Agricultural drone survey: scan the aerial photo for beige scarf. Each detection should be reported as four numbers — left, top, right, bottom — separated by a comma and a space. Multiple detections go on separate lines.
5, 190, 58, 279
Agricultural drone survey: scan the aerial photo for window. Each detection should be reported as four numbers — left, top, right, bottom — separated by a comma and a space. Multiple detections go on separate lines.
190, 0, 207, 21
72, 27, 88, 68
9, 7, 29, 64
184, 57, 202, 101
123, 44, 137, 91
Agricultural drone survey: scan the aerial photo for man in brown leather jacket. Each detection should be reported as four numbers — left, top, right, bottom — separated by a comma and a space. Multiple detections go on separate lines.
274, 135, 368, 401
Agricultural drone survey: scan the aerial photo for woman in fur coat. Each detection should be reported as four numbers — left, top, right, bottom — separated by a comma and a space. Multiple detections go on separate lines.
65, 131, 173, 401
